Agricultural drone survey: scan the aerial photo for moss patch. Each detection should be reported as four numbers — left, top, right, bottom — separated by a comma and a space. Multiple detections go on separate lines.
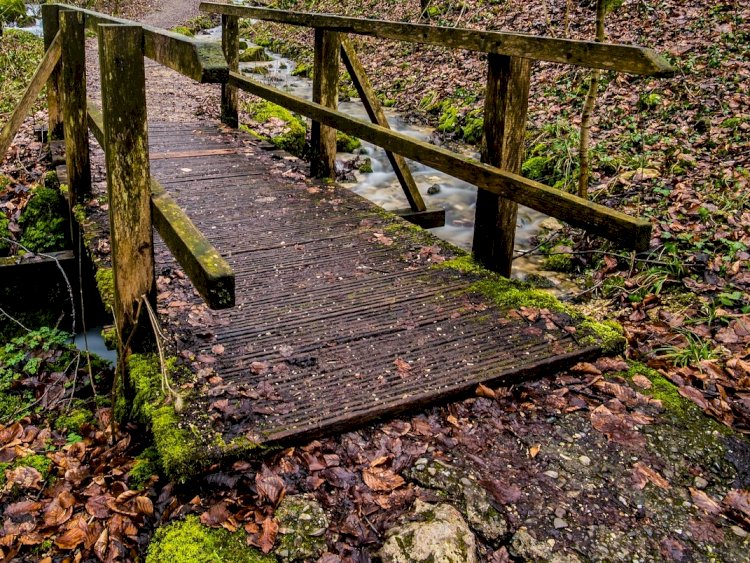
244, 100, 307, 157
18, 186, 68, 253
54, 407, 93, 434
95, 268, 114, 312
239, 46, 271, 62
336, 131, 362, 153
146, 515, 275, 563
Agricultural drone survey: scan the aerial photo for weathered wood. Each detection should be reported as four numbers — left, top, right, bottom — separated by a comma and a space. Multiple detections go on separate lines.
99, 24, 155, 347
41, 4, 63, 140
473, 55, 532, 276
311, 29, 340, 178
340, 37, 426, 212
60, 10, 91, 202
200, 2, 674, 76
151, 180, 235, 309
394, 207, 446, 229
221, 14, 239, 127
86, 101, 104, 148
61, 6, 227, 83
0, 33, 61, 160
229, 71, 651, 250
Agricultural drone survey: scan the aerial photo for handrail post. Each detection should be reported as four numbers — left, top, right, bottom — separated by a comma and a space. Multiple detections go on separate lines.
221, 14, 239, 127
311, 29, 340, 178
99, 23, 156, 351
472, 54, 532, 277
60, 9, 91, 202
41, 3, 63, 141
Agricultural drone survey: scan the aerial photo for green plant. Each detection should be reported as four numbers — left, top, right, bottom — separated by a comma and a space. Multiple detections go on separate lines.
655, 329, 720, 368
18, 186, 68, 253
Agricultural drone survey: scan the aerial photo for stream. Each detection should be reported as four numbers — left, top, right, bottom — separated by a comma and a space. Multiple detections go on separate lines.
197, 27, 572, 289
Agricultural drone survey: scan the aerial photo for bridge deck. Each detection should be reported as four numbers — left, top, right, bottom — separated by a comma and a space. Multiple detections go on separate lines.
140, 122, 599, 451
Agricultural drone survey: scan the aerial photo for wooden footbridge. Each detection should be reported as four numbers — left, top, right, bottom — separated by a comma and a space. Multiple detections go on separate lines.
2, 3, 671, 476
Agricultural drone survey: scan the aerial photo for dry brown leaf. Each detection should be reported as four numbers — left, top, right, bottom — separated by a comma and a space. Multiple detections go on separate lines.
529, 444, 541, 458
689, 488, 721, 514
362, 467, 405, 492
85, 496, 110, 519
591, 405, 646, 448
571, 362, 602, 375
135, 496, 154, 517
394, 358, 411, 377
723, 489, 750, 524
54, 527, 86, 550
4, 500, 43, 518
678, 385, 708, 409
259, 517, 278, 554
255, 465, 285, 506
475, 383, 496, 399
632, 374, 653, 389
201, 501, 231, 527
632, 462, 670, 490
44, 496, 74, 528
4, 465, 43, 491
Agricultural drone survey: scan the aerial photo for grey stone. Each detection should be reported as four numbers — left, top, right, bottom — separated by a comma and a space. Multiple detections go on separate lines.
274, 494, 328, 562
510, 528, 553, 560
694, 476, 708, 489
427, 183, 441, 195
408, 458, 507, 540
554, 517, 569, 529
379, 500, 477, 563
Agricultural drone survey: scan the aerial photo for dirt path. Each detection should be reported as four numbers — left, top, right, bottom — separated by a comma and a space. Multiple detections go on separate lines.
139, 0, 204, 28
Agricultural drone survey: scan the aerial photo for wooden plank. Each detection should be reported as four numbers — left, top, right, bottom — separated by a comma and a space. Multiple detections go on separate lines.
42, 4, 63, 141
86, 101, 104, 148
393, 207, 446, 228
473, 54, 532, 277
311, 29, 340, 178
150, 148, 237, 160
60, 10, 91, 202
151, 180, 235, 309
201, 2, 674, 76
229, 71, 651, 250
0, 33, 61, 160
99, 23, 155, 349
340, 37, 426, 212
61, 5, 227, 83
221, 14, 239, 127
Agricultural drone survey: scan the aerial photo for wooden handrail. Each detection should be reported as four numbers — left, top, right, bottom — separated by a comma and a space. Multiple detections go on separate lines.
53, 4, 228, 83
200, 2, 673, 76
0, 32, 61, 159
228, 71, 651, 251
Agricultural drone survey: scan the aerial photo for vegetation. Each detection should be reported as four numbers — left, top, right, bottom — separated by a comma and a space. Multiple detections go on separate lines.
0, 28, 43, 116
18, 185, 68, 253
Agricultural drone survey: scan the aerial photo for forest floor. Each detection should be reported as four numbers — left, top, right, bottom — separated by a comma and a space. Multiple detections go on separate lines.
1, 0, 749, 562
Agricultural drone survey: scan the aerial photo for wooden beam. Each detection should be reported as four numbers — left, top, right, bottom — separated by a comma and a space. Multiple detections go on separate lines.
221, 14, 239, 127
59, 5, 228, 83
86, 98, 236, 310
473, 54, 531, 277
201, 3, 674, 76
99, 23, 155, 349
151, 181, 235, 309
394, 207, 446, 229
340, 37, 426, 212
229, 71, 651, 250
311, 29, 339, 178
0, 33, 61, 160
60, 10, 91, 202
41, 4, 63, 140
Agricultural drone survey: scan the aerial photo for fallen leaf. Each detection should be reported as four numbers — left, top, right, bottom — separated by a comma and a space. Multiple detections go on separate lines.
259, 517, 278, 554
4, 465, 43, 491
678, 385, 708, 409
723, 489, 750, 524
201, 501, 231, 527
393, 358, 411, 377
85, 495, 110, 519
255, 465, 285, 505
591, 405, 646, 448
362, 467, 405, 492
632, 462, 670, 490
632, 374, 653, 389
54, 527, 86, 550
135, 496, 154, 517
689, 488, 721, 514
529, 444, 541, 458
475, 383, 496, 399
479, 479, 522, 505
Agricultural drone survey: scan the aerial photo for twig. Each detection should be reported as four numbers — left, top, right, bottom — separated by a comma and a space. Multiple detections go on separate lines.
0, 305, 31, 332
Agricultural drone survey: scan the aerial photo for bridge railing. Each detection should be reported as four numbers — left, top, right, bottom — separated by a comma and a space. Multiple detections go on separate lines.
42, 4, 234, 350
200, 2, 674, 277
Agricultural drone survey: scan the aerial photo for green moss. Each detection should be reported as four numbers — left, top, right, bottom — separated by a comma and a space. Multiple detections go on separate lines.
336, 131, 362, 153
146, 515, 275, 563
579, 319, 625, 355
170, 26, 194, 37
14, 453, 52, 480
55, 408, 93, 433
543, 247, 574, 272
245, 100, 307, 156
129, 446, 160, 490
102, 326, 117, 350
18, 186, 68, 253
95, 268, 114, 311
128, 353, 167, 423
438, 103, 460, 134
521, 155, 552, 182
358, 158, 373, 173
239, 46, 271, 62
0, 213, 10, 255
461, 111, 484, 144
291, 62, 311, 77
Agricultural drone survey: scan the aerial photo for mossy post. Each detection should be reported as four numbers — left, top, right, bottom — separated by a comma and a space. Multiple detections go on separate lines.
472, 54, 531, 277
42, 3, 63, 141
60, 9, 91, 203
99, 24, 156, 350
220, 14, 239, 127
311, 29, 339, 178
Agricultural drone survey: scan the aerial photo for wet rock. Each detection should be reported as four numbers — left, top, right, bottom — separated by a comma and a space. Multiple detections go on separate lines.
274, 494, 328, 562
239, 46, 271, 63
379, 500, 477, 563
427, 184, 441, 195
408, 458, 507, 540
539, 217, 564, 232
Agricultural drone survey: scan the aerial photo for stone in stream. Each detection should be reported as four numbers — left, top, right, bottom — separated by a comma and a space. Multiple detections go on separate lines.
239, 46, 271, 63
274, 494, 328, 562
379, 500, 477, 563
408, 458, 507, 540
427, 183, 441, 195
